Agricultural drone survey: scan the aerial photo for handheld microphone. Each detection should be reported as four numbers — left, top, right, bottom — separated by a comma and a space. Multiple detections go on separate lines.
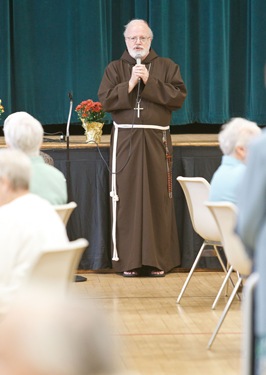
135, 54, 142, 65
135, 54, 142, 81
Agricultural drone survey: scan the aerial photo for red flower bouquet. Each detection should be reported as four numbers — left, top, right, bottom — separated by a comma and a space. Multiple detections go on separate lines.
75, 99, 105, 124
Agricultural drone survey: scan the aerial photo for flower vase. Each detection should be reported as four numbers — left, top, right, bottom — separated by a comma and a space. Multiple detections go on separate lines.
81, 120, 104, 144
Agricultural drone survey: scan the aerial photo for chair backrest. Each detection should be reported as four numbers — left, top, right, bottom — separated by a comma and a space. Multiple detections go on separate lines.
53, 201, 77, 226
25, 238, 89, 294
205, 201, 252, 276
177, 176, 221, 241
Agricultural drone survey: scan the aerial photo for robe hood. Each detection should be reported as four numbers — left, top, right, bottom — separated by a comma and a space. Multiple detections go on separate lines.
120, 48, 158, 65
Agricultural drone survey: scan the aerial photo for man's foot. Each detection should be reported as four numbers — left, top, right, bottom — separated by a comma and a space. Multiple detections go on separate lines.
149, 270, 165, 277
123, 268, 140, 277
147, 267, 165, 277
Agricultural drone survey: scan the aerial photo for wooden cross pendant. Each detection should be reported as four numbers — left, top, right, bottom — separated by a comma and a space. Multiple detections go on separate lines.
134, 101, 143, 118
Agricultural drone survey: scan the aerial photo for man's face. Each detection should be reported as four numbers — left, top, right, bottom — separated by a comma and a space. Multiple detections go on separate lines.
124, 22, 152, 60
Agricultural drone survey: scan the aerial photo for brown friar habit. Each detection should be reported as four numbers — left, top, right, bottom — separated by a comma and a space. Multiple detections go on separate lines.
98, 48, 187, 273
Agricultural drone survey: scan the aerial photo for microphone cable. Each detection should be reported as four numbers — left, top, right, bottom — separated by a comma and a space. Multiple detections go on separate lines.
94, 107, 137, 175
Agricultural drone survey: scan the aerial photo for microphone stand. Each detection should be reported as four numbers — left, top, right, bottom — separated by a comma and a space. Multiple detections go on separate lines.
66, 92, 87, 283
66, 92, 73, 201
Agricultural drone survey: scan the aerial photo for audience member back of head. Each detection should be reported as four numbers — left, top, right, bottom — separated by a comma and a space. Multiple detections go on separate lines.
3, 111, 67, 205
209, 117, 261, 204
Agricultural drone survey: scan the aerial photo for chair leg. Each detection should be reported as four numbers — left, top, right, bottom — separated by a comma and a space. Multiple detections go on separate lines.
213, 247, 240, 305
242, 273, 259, 375
213, 245, 228, 274
225, 260, 230, 297
212, 266, 233, 310
177, 242, 206, 304
207, 276, 243, 349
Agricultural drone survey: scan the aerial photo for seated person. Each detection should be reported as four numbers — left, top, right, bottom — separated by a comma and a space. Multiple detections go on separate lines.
237, 129, 266, 375
0, 149, 69, 317
209, 117, 261, 204
3, 112, 67, 205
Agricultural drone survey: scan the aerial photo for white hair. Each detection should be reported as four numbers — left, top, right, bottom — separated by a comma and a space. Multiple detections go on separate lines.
218, 117, 261, 155
123, 19, 153, 39
0, 149, 31, 190
3, 111, 43, 156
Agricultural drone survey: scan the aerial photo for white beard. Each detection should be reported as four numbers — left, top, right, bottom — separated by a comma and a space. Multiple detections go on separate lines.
127, 46, 150, 60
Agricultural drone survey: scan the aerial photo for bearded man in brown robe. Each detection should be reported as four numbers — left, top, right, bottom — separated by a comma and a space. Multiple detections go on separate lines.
98, 19, 187, 277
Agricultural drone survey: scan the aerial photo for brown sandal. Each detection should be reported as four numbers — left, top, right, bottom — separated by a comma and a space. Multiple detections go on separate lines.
123, 269, 140, 277
148, 269, 165, 277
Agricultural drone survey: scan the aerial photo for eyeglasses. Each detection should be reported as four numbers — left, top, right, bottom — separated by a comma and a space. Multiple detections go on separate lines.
125, 36, 151, 43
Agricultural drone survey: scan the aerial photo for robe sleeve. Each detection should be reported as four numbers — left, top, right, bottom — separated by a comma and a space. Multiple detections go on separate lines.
98, 62, 134, 112
141, 59, 187, 111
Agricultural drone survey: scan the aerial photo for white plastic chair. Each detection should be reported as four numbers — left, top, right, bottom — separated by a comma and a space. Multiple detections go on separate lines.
25, 238, 89, 295
176, 177, 229, 304
53, 201, 77, 225
53, 202, 86, 283
242, 272, 258, 375
205, 201, 252, 349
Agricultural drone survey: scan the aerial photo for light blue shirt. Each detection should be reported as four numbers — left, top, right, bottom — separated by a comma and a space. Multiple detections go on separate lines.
209, 155, 246, 204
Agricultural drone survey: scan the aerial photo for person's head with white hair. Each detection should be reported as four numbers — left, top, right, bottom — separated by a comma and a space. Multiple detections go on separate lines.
3, 111, 68, 205
0, 288, 121, 375
0, 148, 31, 207
124, 19, 153, 61
218, 117, 261, 162
3, 112, 43, 157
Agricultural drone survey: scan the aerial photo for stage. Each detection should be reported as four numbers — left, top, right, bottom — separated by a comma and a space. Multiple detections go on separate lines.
0, 134, 222, 270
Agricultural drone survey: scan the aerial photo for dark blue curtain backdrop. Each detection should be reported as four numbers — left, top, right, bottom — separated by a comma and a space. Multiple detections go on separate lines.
1, 0, 266, 126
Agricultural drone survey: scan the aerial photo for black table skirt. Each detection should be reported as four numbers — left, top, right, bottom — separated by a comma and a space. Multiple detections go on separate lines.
44, 145, 222, 270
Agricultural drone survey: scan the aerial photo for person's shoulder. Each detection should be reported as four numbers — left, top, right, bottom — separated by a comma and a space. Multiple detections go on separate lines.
153, 54, 179, 68
23, 193, 52, 206
249, 129, 266, 154
25, 193, 62, 214
1, 193, 51, 215
107, 51, 131, 67
107, 59, 120, 66
254, 128, 266, 145
37, 162, 65, 178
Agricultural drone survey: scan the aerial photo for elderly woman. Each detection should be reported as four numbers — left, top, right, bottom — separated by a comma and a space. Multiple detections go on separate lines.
3, 111, 67, 205
209, 117, 261, 204
0, 149, 69, 317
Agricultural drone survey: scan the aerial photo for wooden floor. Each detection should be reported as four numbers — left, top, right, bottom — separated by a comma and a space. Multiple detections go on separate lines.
72, 270, 242, 375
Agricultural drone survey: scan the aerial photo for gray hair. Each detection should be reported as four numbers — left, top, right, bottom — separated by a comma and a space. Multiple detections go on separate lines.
0, 149, 31, 190
3, 111, 43, 156
218, 117, 261, 155
123, 19, 153, 39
